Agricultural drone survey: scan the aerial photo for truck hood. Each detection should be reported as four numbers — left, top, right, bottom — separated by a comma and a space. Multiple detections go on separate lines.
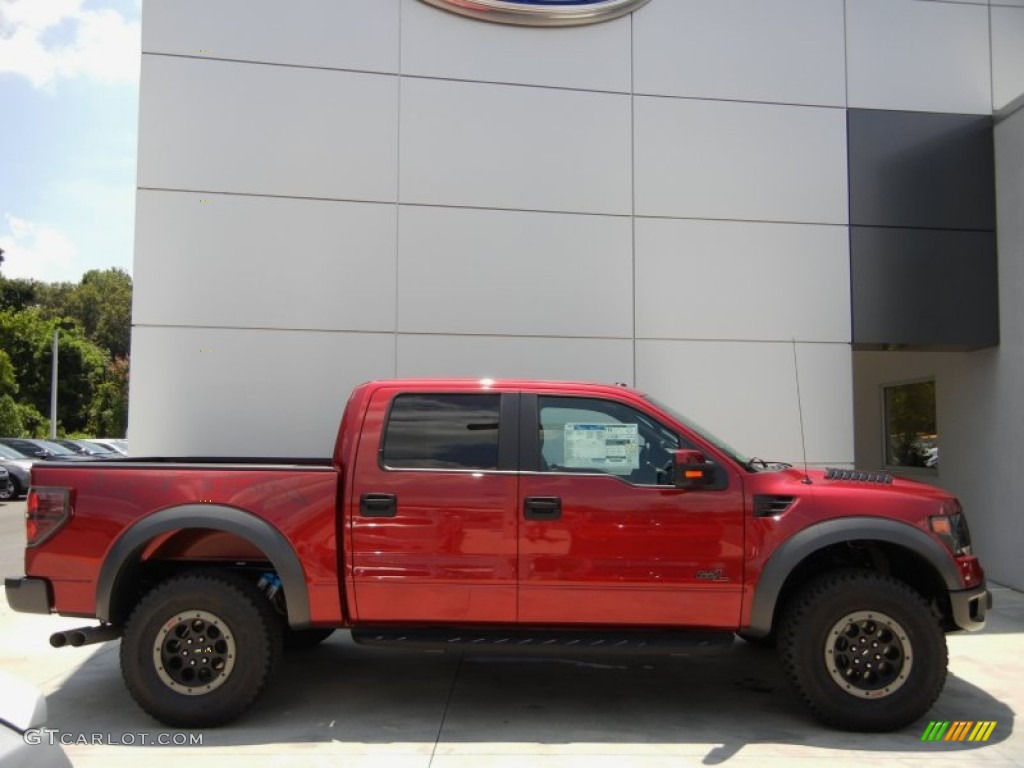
745, 466, 960, 525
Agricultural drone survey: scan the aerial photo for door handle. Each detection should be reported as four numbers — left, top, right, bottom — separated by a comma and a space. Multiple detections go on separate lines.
524, 496, 561, 521
360, 493, 397, 517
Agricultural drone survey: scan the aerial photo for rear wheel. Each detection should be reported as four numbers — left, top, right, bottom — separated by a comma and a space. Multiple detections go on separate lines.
120, 571, 282, 727
778, 569, 947, 731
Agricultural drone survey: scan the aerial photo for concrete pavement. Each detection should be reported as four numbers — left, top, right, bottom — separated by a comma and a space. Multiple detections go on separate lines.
1, 498, 1022, 767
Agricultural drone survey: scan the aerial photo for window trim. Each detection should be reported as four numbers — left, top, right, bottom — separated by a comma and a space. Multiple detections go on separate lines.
377, 391, 519, 474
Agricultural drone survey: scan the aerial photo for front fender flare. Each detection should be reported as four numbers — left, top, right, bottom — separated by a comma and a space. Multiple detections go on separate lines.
746, 517, 960, 636
95, 504, 311, 629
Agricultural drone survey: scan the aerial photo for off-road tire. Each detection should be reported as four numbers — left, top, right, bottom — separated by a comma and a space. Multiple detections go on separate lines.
778, 569, 947, 731
120, 570, 283, 727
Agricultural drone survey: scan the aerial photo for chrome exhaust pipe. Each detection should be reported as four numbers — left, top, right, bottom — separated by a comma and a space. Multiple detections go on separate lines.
51, 625, 122, 648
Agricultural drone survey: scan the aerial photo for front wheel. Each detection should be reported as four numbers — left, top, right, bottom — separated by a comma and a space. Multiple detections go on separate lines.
120, 571, 283, 727
777, 570, 947, 731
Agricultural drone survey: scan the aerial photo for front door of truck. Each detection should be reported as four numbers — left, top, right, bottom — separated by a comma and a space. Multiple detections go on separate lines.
517, 394, 744, 628
349, 388, 519, 623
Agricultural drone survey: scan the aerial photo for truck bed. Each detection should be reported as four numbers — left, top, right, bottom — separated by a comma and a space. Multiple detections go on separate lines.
25, 458, 342, 623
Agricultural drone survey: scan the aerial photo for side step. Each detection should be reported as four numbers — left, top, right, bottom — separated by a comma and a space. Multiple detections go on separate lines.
351, 628, 734, 655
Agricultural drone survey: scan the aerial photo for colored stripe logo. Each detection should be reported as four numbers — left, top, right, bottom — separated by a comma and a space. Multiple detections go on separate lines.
921, 721, 997, 742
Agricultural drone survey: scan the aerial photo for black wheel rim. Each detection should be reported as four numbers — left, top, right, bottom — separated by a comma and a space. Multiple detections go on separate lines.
824, 610, 912, 698
153, 610, 236, 695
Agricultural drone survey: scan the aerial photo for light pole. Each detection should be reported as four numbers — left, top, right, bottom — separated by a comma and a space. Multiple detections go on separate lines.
50, 329, 59, 439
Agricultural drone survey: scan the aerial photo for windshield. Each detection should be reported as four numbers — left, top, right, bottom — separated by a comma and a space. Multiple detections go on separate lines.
37, 440, 77, 455
0, 444, 28, 459
643, 395, 750, 467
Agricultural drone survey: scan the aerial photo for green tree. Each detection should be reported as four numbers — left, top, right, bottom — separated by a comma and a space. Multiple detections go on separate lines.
0, 276, 41, 312
0, 395, 24, 435
0, 267, 131, 438
65, 269, 133, 358
0, 269, 132, 357
88, 357, 129, 437
0, 349, 23, 435
0, 346, 47, 435
0, 348, 16, 396
0, 308, 110, 434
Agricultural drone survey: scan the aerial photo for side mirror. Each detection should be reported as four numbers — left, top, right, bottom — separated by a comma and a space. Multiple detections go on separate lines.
671, 449, 715, 490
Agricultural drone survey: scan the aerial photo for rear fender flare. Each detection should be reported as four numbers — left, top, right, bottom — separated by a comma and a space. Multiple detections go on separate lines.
95, 504, 311, 628
746, 517, 960, 636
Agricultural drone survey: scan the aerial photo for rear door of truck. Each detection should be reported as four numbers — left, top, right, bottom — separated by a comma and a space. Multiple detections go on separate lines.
348, 385, 519, 623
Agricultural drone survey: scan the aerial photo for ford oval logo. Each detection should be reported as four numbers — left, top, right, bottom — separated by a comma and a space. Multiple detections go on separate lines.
419, 0, 652, 27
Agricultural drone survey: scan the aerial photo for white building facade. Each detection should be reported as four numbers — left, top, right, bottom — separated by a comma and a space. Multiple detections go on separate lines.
130, 0, 1024, 588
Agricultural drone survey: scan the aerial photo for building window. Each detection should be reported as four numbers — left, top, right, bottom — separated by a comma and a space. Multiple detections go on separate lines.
883, 380, 937, 470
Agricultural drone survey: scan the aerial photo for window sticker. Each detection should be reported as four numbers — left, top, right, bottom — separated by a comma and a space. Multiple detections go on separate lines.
563, 423, 639, 474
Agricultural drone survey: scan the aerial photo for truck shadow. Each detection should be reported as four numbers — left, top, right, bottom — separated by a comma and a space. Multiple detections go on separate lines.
43, 634, 1014, 761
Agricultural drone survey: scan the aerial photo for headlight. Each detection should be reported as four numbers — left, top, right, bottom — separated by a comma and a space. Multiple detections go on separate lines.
930, 510, 973, 556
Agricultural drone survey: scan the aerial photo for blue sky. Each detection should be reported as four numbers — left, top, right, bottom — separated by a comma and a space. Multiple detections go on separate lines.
0, 0, 141, 283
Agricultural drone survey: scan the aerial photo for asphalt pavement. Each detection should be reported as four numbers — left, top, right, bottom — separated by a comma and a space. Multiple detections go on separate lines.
1, 498, 1022, 767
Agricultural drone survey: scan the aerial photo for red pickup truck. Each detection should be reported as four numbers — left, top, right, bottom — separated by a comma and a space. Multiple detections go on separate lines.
5, 379, 990, 731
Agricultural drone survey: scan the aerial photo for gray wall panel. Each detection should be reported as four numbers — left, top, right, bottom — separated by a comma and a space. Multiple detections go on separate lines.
851, 227, 999, 348
848, 109, 995, 231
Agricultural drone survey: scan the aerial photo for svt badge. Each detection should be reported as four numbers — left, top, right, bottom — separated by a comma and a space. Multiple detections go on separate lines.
419, 0, 652, 27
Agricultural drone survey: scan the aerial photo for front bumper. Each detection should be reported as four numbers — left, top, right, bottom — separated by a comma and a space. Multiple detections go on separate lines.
4, 577, 52, 615
950, 583, 991, 631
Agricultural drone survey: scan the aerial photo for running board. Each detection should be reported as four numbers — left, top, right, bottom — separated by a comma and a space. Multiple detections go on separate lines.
350, 628, 734, 654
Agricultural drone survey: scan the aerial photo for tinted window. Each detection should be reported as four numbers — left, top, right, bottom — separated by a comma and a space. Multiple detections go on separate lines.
382, 394, 501, 470
0, 444, 28, 459
38, 441, 77, 455
1, 440, 46, 457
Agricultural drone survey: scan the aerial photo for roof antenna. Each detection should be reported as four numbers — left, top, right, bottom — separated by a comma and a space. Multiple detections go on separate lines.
792, 338, 812, 485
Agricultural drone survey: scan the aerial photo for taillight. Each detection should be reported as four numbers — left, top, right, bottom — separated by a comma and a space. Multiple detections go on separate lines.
26, 487, 72, 547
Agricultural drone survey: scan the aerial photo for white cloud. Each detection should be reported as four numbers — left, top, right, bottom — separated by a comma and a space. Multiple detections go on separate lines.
0, 0, 140, 89
0, 214, 80, 282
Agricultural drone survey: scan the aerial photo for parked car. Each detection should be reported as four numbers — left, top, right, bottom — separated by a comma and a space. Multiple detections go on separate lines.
0, 439, 92, 462
50, 439, 119, 457
0, 467, 12, 501
0, 444, 32, 500
82, 438, 128, 455
0, 670, 72, 767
